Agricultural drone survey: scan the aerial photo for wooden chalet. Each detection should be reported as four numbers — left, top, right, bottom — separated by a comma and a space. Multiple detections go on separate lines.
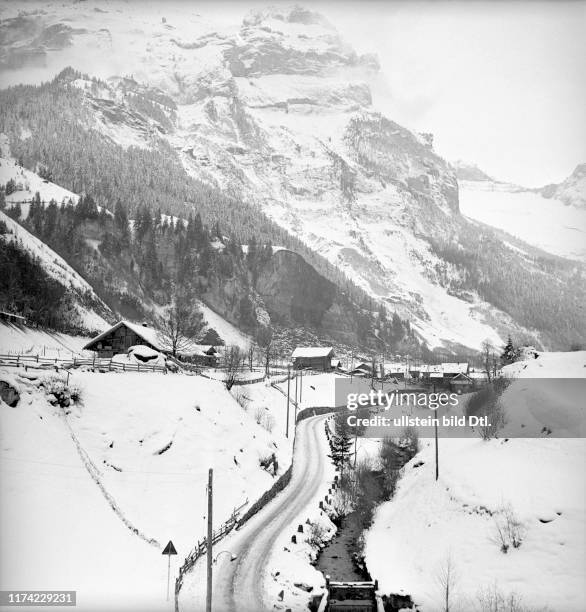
442, 362, 470, 378
181, 345, 218, 367
292, 346, 335, 371
83, 321, 165, 358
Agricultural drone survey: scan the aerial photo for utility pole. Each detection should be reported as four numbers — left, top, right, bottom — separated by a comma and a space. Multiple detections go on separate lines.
206, 469, 213, 612
295, 371, 298, 407
434, 412, 439, 481
286, 365, 291, 438
299, 369, 303, 403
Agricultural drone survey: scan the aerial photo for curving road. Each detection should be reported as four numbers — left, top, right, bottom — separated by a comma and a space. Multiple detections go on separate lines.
209, 413, 331, 612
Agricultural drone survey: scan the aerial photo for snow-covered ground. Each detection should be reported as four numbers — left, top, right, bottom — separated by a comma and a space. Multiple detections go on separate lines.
459, 180, 586, 262
364, 351, 586, 611
0, 323, 93, 357
0, 369, 296, 611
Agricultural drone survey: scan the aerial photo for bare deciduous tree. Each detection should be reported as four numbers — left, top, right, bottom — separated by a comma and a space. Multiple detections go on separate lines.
223, 344, 243, 390
256, 325, 274, 376
436, 554, 458, 612
481, 339, 495, 383
158, 294, 204, 357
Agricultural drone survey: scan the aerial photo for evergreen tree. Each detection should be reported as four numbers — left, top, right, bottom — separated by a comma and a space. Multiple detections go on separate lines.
500, 335, 519, 365
114, 199, 129, 238
201, 328, 224, 346
329, 411, 354, 472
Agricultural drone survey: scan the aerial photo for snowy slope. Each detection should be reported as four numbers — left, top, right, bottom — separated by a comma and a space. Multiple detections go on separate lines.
460, 179, 586, 262
197, 300, 250, 349
364, 351, 586, 611
0, 368, 295, 611
0, 323, 93, 357
0, 211, 110, 332
0, 158, 78, 216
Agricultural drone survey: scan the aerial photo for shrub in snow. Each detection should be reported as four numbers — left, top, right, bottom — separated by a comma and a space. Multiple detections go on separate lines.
328, 487, 354, 525
261, 412, 275, 433
305, 521, 328, 549
492, 504, 526, 554
476, 583, 550, 612
233, 388, 250, 411
254, 406, 264, 424
41, 374, 82, 408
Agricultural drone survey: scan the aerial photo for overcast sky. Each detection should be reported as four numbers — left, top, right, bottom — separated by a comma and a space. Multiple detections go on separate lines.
208, 0, 586, 187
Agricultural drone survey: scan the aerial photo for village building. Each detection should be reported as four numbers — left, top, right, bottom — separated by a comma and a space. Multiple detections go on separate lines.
349, 361, 373, 377
441, 362, 470, 379
291, 347, 334, 371
331, 358, 343, 371
83, 321, 165, 358
449, 372, 475, 393
83, 321, 218, 365
180, 345, 218, 367
385, 363, 408, 380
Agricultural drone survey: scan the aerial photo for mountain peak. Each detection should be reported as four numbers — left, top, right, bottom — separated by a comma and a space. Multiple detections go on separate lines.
243, 5, 335, 30
452, 160, 493, 182
540, 162, 586, 208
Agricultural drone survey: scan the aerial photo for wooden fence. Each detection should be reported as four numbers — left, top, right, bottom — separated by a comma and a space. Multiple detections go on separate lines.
0, 353, 168, 374
174, 498, 249, 611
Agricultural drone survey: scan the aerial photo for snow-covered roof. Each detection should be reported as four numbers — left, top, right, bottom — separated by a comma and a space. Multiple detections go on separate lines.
442, 362, 469, 374
292, 346, 334, 359
179, 344, 217, 356
450, 373, 473, 382
469, 371, 489, 379
83, 320, 166, 352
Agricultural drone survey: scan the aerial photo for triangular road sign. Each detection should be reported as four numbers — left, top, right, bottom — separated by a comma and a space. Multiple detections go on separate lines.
162, 540, 177, 555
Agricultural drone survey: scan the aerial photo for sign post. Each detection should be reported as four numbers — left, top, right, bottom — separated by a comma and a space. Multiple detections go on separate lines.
161, 540, 177, 601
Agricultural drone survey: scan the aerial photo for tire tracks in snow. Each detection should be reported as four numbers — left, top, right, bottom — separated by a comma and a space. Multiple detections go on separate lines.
211, 414, 330, 612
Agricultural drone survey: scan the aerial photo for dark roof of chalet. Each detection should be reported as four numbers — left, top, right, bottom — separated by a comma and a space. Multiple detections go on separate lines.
83, 320, 166, 352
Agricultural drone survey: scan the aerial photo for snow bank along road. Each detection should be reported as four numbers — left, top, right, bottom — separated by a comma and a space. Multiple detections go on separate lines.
183, 413, 331, 612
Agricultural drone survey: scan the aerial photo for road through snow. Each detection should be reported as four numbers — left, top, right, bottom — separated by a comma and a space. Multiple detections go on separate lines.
181, 413, 332, 612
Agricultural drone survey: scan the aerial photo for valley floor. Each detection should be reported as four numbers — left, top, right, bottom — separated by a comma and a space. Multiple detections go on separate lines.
364, 351, 586, 612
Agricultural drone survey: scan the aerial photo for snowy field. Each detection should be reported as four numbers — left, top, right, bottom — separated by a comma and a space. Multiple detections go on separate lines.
459, 180, 586, 262
0, 369, 298, 611
0, 323, 94, 357
364, 351, 586, 611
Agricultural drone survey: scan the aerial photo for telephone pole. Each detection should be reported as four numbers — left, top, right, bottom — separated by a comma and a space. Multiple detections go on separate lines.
206, 468, 213, 612
434, 414, 439, 481
286, 365, 291, 438
299, 369, 303, 403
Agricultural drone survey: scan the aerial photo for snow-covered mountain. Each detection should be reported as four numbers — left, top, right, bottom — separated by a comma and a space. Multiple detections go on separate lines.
539, 163, 586, 209
452, 160, 493, 182
459, 169, 586, 262
1, 2, 584, 351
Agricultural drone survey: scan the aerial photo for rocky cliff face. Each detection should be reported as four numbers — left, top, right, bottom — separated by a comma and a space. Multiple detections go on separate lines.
202, 248, 360, 345
2, 3, 582, 350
